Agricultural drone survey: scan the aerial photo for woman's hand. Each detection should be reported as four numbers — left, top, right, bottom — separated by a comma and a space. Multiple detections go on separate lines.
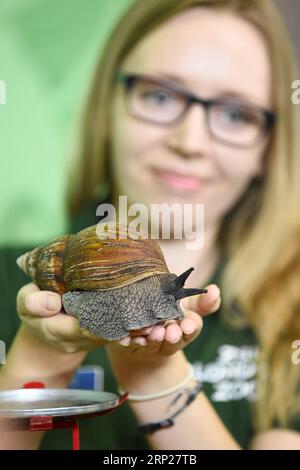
17, 282, 220, 355
17, 283, 109, 353
106, 284, 220, 401
107, 283, 221, 359
16, 283, 176, 353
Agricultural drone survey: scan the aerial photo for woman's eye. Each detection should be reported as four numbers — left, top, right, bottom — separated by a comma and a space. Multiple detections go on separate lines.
226, 109, 245, 121
141, 89, 174, 104
221, 107, 254, 125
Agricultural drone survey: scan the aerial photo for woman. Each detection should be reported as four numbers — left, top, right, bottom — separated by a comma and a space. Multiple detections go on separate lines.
1, 0, 300, 449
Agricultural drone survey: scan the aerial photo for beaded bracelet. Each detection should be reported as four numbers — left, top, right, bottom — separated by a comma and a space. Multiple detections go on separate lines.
137, 380, 204, 434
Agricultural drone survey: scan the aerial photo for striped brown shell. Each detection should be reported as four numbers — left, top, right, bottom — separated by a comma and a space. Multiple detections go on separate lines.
17, 223, 169, 295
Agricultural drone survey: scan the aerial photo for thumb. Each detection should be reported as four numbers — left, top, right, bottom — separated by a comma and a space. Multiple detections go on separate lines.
17, 283, 62, 317
180, 284, 221, 317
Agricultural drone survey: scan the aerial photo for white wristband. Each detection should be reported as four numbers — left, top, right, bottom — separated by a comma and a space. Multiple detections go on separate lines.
118, 362, 195, 402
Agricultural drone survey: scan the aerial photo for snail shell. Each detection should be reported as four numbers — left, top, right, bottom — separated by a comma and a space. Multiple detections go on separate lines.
17, 223, 206, 340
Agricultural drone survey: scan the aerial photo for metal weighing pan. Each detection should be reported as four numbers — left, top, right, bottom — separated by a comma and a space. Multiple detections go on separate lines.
0, 388, 119, 418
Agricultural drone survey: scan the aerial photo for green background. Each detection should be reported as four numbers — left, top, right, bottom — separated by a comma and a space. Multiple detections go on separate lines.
0, 0, 131, 246
0, 0, 298, 246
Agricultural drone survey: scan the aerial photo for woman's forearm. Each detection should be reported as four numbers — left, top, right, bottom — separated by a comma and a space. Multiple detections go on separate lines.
0, 325, 86, 449
107, 347, 241, 450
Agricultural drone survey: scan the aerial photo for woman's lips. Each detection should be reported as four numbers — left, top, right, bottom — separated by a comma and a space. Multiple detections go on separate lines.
153, 168, 208, 192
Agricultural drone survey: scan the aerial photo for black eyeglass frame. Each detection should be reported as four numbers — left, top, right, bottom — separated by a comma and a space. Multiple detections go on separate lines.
115, 71, 276, 149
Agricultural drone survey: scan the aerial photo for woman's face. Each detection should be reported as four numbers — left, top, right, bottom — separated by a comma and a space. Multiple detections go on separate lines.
110, 8, 272, 228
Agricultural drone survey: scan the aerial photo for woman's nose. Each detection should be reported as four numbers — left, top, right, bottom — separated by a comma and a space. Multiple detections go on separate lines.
168, 104, 213, 158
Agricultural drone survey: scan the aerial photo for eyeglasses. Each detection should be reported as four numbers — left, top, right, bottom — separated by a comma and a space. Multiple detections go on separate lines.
116, 71, 276, 149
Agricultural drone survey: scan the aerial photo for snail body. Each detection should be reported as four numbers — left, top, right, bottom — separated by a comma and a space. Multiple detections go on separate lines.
17, 223, 207, 340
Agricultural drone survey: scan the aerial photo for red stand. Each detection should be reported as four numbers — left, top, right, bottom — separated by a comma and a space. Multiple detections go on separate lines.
21, 381, 128, 451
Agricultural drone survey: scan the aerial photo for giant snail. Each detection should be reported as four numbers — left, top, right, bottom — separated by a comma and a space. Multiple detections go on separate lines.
17, 223, 207, 340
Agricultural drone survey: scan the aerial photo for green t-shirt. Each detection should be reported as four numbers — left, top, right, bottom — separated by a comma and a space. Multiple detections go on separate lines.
0, 203, 299, 449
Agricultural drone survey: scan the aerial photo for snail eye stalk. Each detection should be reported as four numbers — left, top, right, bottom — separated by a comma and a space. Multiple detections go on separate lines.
176, 287, 207, 300
163, 267, 207, 300
175, 267, 195, 288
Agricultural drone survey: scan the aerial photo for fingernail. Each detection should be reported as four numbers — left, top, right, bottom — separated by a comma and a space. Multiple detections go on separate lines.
119, 338, 130, 346
45, 295, 61, 312
207, 284, 220, 297
132, 338, 146, 346
150, 330, 164, 342
143, 328, 152, 334
168, 334, 182, 344
184, 325, 195, 334
212, 296, 221, 310
214, 286, 221, 297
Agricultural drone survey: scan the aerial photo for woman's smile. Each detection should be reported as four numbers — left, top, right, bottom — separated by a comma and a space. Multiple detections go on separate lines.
152, 167, 213, 193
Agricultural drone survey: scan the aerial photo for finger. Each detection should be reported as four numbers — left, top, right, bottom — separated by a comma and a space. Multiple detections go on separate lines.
165, 323, 183, 344
17, 283, 62, 317
34, 313, 106, 352
131, 337, 147, 346
36, 313, 80, 340
180, 310, 203, 342
118, 337, 131, 346
130, 326, 155, 336
148, 324, 166, 342
180, 284, 221, 316
42, 313, 105, 346
158, 311, 203, 356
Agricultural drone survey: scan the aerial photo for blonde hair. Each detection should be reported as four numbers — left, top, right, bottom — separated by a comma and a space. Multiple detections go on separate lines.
66, 0, 300, 431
